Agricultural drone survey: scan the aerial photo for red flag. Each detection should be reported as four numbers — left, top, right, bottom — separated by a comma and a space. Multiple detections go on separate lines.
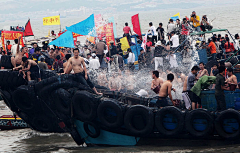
105, 23, 115, 48
131, 14, 142, 40
24, 19, 34, 36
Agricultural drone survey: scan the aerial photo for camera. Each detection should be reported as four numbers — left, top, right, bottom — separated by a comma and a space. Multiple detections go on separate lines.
191, 14, 196, 18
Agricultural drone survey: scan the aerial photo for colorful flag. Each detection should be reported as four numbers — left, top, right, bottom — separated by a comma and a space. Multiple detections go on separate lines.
120, 37, 130, 55
170, 12, 180, 21
24, 19, 34, 36
66, 14, 96, 37
87, 36, 96, 44
105, 23, 115, 47
108, 17, 118, 38
131, 14, 142, 40
49, 31, 74, 48
141, 32, 148, 51
43, 15, 60, 25
1, 31, 24, 51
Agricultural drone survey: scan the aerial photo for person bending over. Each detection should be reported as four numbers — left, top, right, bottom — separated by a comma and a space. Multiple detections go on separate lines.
64, 48, 102, 95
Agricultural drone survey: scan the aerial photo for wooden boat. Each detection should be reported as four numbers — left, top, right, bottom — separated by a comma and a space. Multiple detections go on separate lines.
0, 115, 28, 130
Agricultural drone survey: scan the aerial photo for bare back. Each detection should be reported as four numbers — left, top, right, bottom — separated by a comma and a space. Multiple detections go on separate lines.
227, 75, 238, 84
159, 81, 172, 97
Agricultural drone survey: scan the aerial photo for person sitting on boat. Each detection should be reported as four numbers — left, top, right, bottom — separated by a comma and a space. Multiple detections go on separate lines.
197, 62, 209, 79
151, 70, 164, 94
226, 68, 238, 88
123, 22, 132, 43
156, 73, 175, 108
200, 15, 213, 32
224, 37, 235, 56
11, 36, 28, 68
13, 57, 41, 82
190, 11, 201, 32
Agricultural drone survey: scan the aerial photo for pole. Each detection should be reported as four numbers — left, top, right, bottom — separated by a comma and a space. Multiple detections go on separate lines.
59, 14, 61, 32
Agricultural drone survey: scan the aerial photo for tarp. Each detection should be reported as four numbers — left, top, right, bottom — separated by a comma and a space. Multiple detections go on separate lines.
108, 17, 117, 38
131, 14, 142, 40
66, 14, 96, 37
120, 37, 130, 55
24, 19, 34, 36
105, 23, 115, 47
170, 12, 180, 21
190, 29, 228, 36
43, 15, 60, 25
1, 31, 24, 51
49, 31, 74, 48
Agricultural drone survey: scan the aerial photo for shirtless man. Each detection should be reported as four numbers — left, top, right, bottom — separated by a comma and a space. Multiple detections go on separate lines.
182, 76, 191, 110
156, 73, 175, 108
151, 70, 163, 94
226, 68, 238, 85
53, 48, 62, 59
49, 48, 55, 59
11, 36, 28, 68
197, 62, 209, 79
13, 57, 41, 82
63, 54, 72, 73
108, 72, 121, 91
64, 48, 101, 95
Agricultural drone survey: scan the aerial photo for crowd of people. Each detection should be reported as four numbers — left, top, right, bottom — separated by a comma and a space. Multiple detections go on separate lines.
0, 10, 239, 111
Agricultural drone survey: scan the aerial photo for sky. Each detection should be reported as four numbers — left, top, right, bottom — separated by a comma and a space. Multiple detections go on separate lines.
0, 0, 239, 21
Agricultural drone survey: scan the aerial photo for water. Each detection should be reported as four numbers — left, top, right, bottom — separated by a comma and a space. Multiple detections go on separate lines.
1, 4, 240, 152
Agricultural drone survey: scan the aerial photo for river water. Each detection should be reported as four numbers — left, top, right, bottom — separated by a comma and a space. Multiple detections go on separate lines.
1, 4, 240, 152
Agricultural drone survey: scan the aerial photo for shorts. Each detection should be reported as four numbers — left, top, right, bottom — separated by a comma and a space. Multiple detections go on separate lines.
156, 97, 172, 108
30, 65, 41, 79
188, 90, 201, 105
182, 91, 191, 109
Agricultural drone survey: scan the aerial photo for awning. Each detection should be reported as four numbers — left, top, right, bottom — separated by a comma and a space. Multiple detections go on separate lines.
190, 29, 228, 36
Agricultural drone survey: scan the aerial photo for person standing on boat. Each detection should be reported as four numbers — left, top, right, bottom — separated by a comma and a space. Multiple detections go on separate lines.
226, 68, 238, 85
167, 19, 175, 38
215, 66, 229, 111
234, 34, 240, 51
11, 39, 22, 57
154, 41, 165, 70
6, 41, 12, 53
95, 40, 106, 65
64, 48, 102, 95
156, 73, 175, 108
190, 11, 201, 32
187, 66, 201, 110
148, 22, 158, 46
151, 70, 163, 94
138, 49, 146, 70
197, 62, 209, 79
123, 22, 132, 43
89, 53, 100, 70
127, 48, 135, 71
207, 38, 217, 61
156, 23, 165, 42
169, 31, 179, 51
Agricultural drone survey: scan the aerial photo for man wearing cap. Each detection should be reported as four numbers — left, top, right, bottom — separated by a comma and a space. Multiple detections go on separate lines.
89, 53, 100, 70
190, 11, 201, 32
154, 41, 165, 70
95, 40, 106, 65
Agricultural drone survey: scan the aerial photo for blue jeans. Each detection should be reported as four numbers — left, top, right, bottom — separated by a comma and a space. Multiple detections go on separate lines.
211, 53, 216, 61
195, 26, 201, 32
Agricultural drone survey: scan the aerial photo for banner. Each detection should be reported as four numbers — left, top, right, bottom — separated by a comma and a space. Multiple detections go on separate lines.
131, 14, 142, 40
24, 19, 34, 36
66, 14, 96, 37
141, 32, 148, 51
87, 36, 96, 44
170, 12, 180, 21
49, 31, 74, 48
95, 14, 105, 40
43, 15, 60, 25
1, 31, 24, 51
120, 37, 130, 55
105, 23, 115, 47
108, 17, 117, 38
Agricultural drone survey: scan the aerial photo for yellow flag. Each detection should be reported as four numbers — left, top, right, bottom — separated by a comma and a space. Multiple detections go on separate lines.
43, 15, 60, 25
120, 37, 130, 55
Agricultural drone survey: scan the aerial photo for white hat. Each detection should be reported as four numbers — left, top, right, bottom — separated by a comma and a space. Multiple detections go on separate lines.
156, 41, 161, 46
92, 53, 96, 57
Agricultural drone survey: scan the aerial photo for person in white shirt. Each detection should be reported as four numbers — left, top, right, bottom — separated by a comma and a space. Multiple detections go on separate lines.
169, 31, 179, 49
234, 34, 240, 51
83, 53, 91, 69
127, 48, 135, 71
11, 39, 22, 57
148, 22, 157, 46
167, 19, 176, 35
89, 53, 100, 70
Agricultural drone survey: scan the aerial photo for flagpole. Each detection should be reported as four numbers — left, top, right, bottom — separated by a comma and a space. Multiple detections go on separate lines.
59, 14, 61, 32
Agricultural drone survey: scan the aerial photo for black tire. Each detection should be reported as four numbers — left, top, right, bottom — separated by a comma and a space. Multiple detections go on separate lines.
17, 111, 31, 125
185, 109, 214, 137
83, 121, 100, 138
70, 127, 84, 145
51, 88, 71, 115
0, 89, 18, 112
12, 86, 39, 113
32, 115, 55, 132
40, 69, 58, 80
215, 109, 240, 139
155, 106, 184, 136
97, 98, 124, 129
124, 105, 154, 136
1, 72, 10, 89
72, 91, 100, 122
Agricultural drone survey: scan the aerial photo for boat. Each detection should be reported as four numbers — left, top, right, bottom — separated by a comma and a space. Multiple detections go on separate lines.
1, 67, 240, 146
0, 115, 28, 130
